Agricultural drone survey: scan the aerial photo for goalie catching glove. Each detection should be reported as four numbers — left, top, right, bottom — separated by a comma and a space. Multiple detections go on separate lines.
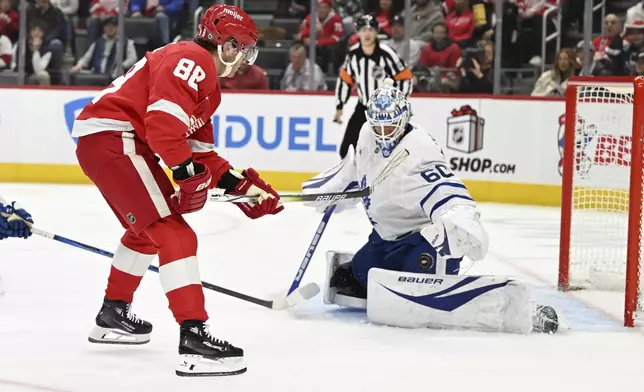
420, 205, 488, 261
301, 145, 360, 213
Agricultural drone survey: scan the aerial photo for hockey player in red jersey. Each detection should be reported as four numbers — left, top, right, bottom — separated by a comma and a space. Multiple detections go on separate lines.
72, 4, 282, 377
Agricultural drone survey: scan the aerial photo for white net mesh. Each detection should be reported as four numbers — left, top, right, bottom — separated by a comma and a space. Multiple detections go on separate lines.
568, 83, 643, 318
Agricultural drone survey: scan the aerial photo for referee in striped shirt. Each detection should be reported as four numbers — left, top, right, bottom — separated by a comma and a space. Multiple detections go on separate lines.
334, 14, 413, 158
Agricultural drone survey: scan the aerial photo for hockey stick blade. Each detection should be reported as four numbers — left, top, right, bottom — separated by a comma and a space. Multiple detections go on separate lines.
270, 282, 320, 310
208, 148, 410, 204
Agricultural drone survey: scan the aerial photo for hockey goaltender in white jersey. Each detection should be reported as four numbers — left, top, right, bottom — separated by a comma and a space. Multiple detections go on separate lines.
303, 79, 559, 334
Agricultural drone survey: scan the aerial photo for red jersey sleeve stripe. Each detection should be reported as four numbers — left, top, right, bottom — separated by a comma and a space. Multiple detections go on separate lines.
188, 139, 215, 153
146, 99, 190, 126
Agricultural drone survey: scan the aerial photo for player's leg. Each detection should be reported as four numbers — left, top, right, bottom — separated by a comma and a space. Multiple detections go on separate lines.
364, 234, 558, 334
88, 225, 157, 345
144, 215, 245, 376
339, 103, 367, 158
397, 232, 462, 276
323, 230, 388, 308
78, 132, 171, 344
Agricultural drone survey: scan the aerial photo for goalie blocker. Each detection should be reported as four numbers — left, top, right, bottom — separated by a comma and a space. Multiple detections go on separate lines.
324, 252, 559, 334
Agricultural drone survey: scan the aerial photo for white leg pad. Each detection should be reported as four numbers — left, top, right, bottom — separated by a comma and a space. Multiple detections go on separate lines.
367, 268, 533, 334
323, 251, 366, 309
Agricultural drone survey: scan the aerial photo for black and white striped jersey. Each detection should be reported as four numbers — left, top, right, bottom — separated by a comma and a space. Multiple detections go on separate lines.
335, 41, 413, 110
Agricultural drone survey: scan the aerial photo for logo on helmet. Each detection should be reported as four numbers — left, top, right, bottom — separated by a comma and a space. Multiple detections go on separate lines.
222, 8, 243, 21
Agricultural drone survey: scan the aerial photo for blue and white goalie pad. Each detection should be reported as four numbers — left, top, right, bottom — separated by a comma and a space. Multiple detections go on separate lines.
367, 268, 534, 334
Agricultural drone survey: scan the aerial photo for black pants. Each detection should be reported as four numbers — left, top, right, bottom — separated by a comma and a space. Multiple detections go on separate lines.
339, 103, 367, 159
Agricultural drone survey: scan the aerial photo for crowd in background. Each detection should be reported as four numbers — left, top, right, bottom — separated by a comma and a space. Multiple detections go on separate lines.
0, 0, 640, 96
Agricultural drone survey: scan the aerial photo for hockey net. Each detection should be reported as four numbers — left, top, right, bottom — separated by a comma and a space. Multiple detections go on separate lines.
559, 77, 644, 327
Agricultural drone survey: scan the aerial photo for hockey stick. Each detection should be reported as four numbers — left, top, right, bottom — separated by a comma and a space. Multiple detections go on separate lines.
284, 147, 411, 297
1, 212, 317, 310
208, 148, 411, 204
286, 204, 335, 298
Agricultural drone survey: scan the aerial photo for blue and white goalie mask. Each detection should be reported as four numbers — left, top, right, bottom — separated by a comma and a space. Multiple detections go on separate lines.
365, 80, 411, 157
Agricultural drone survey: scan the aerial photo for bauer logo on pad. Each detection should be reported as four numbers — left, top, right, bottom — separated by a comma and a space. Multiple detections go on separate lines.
446, 105, 485, 154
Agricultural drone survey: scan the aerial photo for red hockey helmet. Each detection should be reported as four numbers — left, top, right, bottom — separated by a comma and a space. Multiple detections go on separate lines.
197, 4, 259, 68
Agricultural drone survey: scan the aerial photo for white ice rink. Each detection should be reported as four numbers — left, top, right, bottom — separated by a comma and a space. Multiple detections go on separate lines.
1, 183, 643, 392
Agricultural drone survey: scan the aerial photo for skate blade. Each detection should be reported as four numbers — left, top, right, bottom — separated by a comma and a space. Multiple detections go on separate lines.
176, 354, 246, 377
88, 326, 151, 345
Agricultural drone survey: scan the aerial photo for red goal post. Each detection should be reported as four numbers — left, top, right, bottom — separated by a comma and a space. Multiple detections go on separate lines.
559, 76, 644, 327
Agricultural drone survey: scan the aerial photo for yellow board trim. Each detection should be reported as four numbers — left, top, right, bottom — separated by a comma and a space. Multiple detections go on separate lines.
0, 163, 563, 206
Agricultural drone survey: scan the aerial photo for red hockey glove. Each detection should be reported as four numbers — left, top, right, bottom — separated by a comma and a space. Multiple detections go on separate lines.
170, 158, 212, 214
231, 168, 284, 219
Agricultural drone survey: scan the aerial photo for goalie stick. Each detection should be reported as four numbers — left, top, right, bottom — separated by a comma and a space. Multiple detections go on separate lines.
1, 212, 317, 310
209, 148, 411, 204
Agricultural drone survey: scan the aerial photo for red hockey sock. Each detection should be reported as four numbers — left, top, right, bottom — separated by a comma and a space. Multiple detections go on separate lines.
105, 229, 156, 303
145, 215, 207, 324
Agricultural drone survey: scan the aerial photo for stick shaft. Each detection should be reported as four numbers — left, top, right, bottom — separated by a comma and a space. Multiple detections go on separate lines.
25, 223, 274, 308
210, 188, 369, 204
209, 149, 409, 205
287, 204, 335, 295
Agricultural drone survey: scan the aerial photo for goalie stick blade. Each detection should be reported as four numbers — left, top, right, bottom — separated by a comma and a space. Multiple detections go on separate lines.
271, 282, 320, 310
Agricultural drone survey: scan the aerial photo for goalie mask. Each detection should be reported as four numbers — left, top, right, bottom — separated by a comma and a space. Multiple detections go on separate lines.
365, 80, 411, 157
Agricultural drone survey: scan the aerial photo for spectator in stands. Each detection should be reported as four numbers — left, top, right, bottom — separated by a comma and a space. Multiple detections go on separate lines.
624, 20, 644, 75
335, 0, 362, 39
372, 0, 394, 37
87, 0, 120, 43
130, 0, 183, 45
50, 0, 78, 55
516, 0, 558, 66
11, 23, 56, 85
457, 39, 493, 94
27, 0, 68, 48
70, 16, 137, 79
404, 0, 443, 42
631, 51, 644, 76
416, 21, 461, 91
294, 0, 344, 70
591, 14, 627, 77
281, 43, 326, 91
0, 33, 11, 70
383, 15, 423, 68
531, 48, 575, 97
444, 0, 474, 47
418, 22, 461, 68
627, 1, 644, 25
0, 0, 19, 43
219, 63, 269, 90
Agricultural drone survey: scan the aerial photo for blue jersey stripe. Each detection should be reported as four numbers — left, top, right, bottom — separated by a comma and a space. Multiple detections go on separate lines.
426, 194, 474, 220
420, 181, 467, 208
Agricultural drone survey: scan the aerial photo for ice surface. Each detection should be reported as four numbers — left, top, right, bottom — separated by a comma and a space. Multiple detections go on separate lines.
0, 184, 643, 392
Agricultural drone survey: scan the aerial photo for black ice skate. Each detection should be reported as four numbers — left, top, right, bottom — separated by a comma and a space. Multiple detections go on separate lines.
88, 297, 152, 345
176, 320, 246, 377
532, 305, 559, 334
